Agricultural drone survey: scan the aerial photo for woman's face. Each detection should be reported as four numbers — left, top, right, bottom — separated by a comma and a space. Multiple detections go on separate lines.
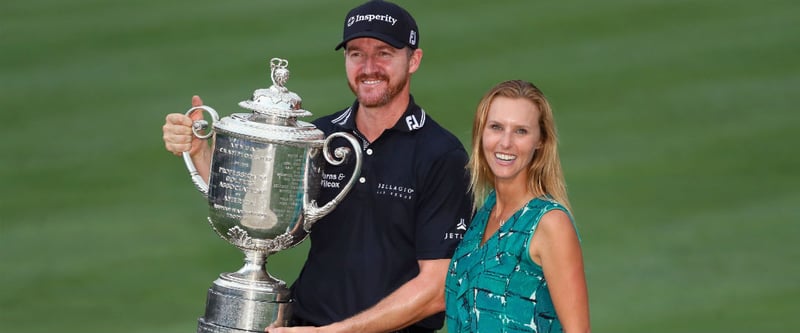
482, 96, 542, 186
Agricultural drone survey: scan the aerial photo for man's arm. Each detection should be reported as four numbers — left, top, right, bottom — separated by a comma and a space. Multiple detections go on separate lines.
268, 258, 449, 333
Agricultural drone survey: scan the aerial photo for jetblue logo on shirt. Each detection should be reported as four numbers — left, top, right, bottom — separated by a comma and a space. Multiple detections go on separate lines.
443, 218, 467, 240
456, 218, 467, 231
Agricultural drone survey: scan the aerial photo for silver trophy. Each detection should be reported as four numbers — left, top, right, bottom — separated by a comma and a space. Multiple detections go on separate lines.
182, 58, 362, 332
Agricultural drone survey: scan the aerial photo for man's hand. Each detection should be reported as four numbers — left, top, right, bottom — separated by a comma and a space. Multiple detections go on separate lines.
162, 95, 207, 156
162, 95, 213, 182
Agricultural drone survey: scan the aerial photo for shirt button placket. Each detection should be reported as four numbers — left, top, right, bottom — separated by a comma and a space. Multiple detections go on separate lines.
360, 148, 373, 184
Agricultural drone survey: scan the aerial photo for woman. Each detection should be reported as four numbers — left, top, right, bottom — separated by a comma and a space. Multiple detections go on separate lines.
445, 80, 590, 333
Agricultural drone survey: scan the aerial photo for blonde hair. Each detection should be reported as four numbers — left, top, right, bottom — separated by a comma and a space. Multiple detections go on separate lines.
468, 80, 571, 212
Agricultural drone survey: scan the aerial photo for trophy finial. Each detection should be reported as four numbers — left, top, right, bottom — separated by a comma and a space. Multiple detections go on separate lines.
270, 58, 290, 90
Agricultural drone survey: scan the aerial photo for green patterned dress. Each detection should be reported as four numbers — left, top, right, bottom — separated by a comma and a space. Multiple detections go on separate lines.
445, 191, 575, 333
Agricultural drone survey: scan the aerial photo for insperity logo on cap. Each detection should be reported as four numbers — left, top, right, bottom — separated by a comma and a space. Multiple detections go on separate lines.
347, 14, 398, 27
335, 0, 419, 50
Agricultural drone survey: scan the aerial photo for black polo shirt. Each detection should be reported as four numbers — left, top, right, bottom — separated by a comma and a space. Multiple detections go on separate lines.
290, 96, 473, 330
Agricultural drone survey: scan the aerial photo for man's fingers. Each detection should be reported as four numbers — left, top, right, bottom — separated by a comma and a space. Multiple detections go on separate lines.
189, 109, 204, 121
192, 95, 203, 107
162, 96, 207, 156
166, 113, 193, 127
185, 95, 206, 121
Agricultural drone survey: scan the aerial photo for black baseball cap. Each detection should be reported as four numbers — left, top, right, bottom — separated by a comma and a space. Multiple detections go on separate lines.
335, 0, 419, 50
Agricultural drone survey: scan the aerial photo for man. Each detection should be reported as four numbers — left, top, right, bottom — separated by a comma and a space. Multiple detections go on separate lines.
162, 1, 472, 332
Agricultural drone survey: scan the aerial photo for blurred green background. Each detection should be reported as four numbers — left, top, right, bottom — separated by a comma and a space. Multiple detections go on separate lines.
1, 0, 798, 332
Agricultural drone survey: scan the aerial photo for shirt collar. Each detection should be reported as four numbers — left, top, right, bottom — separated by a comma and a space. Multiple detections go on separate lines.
330, 95, 427, 133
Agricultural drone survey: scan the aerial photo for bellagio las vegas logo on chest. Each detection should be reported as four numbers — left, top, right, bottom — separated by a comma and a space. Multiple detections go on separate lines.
377, 182, 415, 200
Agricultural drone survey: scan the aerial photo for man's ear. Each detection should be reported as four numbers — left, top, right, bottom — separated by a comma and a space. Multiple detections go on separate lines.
409, 48, 423, 74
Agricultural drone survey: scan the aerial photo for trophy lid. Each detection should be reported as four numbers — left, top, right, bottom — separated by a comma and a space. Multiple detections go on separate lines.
238, 58, 313, 118
214, 58, 324, 144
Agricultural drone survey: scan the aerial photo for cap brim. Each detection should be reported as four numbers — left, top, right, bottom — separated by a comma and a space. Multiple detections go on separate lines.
334, 31, 407, 50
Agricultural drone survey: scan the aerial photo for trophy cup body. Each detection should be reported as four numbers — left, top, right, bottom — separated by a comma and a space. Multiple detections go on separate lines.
182, 58, 362, 332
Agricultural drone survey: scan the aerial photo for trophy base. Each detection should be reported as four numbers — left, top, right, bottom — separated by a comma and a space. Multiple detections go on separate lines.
196, 272, 293, 333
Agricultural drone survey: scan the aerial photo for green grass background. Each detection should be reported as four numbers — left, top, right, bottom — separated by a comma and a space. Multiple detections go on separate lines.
1, 0, 798, 332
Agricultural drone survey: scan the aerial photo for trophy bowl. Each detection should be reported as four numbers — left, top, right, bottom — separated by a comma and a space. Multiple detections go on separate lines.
181, 58, 362, 332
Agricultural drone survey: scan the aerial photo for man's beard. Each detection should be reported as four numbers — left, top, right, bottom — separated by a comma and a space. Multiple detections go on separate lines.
349, 71, 409, 108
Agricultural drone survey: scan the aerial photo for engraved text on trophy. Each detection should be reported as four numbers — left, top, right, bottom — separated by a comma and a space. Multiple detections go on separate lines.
208, 135, 306, 240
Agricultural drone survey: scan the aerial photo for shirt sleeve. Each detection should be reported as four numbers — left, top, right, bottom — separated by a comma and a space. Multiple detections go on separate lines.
414, 147, 474, 259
